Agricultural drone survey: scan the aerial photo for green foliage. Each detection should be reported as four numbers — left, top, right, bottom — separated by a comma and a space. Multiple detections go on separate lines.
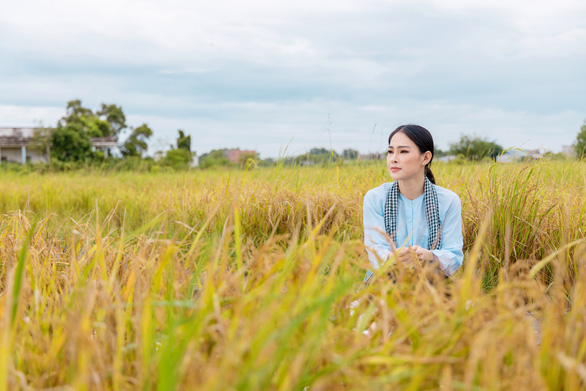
49, 99, 128, 162
296, 148, 342, 166
159, 129, 195, 168
97, 103, 127, 136
60, 100, 124, 138
434, 148, 448, 158
176, 130, 191, 152
542, 151, 569, 161
47, 99, 152, 163
84, 117, 112, 138
449, 135, 503, 161
342, 149, 360, 159
199, 149, 231, 169
63, 99, 93, 124
163, 148, 192, 169
120, 124, 153, 158
309, 147, 333, 155
258, 158, 277, 167
574, 120, 586, 160
51, 100, 96, 162
50, 123, 93, 162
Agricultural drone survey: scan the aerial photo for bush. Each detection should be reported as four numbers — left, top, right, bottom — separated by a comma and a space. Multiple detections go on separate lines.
199, 150, 232, 169
163, 149, 193, 169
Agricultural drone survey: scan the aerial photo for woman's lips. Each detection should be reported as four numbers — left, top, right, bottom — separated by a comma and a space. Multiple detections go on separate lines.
391, 167, 401, 172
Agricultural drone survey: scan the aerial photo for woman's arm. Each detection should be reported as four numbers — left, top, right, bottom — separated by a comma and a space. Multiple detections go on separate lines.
363, 190, 393, 269
431, 194, 464, 276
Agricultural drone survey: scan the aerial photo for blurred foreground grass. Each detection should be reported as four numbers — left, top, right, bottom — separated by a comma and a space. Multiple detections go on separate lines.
0, 160, 585, 389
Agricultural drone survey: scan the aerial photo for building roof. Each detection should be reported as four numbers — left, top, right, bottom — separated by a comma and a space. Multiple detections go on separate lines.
0, 127, 117, 148
90, 136, 117, 147
0, 127, 37, 138
0, 136, 35, 147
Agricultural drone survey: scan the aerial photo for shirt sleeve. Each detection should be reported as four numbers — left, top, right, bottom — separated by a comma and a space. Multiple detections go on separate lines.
431, 194, 464, 276
363, 190, 393, 269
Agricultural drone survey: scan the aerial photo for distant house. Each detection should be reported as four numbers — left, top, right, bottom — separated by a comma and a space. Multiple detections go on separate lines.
0, 127, 117, 164
0, 127, 45, 163
224, 149, 258, 164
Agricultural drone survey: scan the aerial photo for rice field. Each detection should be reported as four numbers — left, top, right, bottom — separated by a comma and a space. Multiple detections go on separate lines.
1, 160, 586, 390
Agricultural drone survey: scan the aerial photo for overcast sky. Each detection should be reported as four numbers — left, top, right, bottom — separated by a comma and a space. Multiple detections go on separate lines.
1, 0, 585, 157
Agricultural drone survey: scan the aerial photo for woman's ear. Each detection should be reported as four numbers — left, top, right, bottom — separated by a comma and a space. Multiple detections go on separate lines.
423, 151, 432, 165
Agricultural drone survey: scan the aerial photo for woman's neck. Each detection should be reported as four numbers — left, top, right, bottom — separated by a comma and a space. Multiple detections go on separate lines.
397, 176, 425, 200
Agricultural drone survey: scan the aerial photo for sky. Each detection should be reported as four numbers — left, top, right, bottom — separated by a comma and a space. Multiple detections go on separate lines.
0, 0, 585, 158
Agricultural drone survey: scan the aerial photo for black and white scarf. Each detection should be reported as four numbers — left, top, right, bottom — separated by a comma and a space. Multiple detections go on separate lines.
384, 177, 442, 250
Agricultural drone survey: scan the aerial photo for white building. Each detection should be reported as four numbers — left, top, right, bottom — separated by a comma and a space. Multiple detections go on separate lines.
0, 127, 45, 163
0, 127, 117, 164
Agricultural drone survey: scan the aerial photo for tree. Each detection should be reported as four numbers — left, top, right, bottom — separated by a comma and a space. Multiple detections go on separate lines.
120, 124, 153, 157
97, 104, 127, 136
59, 100, 127, 138
163, 148, 192, 168
162, 130, 194, 168
50, 100, 96, 162
574, 120, 586, 160
50, 99, 129, 162
309, 147, 333, 156
62, 99, 93, 126
434, 148, 448, 158
295, 147, 341, 165
50, 122, 93, 162
176, 130, 191, 152
84, 117, 113, 138
449, 135, 503, 161
47, 99, 149, 162
199, 149, 231, 169
342, 149, 360, 159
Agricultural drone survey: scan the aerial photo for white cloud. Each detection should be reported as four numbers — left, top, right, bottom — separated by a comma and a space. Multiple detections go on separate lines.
0, 0, 584, 157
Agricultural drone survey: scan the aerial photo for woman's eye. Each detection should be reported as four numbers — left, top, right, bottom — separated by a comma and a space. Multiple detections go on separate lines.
401, 150, 408, 153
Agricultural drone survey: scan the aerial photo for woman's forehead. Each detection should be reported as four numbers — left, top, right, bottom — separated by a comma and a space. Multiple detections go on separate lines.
389, 132, 415, 147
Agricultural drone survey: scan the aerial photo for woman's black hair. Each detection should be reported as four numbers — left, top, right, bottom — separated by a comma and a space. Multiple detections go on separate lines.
388, 124, 436, 184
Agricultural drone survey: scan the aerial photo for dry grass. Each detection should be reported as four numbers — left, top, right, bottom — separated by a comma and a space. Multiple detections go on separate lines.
0, 160, 585, 390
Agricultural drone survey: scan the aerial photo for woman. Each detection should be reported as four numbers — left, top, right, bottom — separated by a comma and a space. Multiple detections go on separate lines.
363, 124, 464, 279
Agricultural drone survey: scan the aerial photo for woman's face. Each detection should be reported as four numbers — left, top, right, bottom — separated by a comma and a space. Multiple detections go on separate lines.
387, 132, 431, 181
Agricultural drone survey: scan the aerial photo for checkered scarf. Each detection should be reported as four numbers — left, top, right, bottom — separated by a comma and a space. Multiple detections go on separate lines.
384, 176, 442, 250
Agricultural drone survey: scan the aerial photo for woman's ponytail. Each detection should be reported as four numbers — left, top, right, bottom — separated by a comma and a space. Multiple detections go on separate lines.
425, 165, 436, 184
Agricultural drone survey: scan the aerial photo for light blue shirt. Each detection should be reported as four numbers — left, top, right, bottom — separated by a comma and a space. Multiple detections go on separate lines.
363, 182, 464, 276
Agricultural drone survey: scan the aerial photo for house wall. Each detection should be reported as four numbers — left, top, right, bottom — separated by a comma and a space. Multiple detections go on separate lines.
224, 150, 258, 164
0, 147, 48, 163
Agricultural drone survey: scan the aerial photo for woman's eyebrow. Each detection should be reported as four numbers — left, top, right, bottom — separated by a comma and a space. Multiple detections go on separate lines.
388, 146, 411, 149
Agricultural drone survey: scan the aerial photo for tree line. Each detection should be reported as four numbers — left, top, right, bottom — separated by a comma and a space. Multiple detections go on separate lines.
25, 100, 586, 170
33, 100, 194, 168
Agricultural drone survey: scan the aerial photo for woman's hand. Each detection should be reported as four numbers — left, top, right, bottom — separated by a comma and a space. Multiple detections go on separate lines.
388, 245, 439, 268
410, 245, 437, 262
393, 247, 414, 267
